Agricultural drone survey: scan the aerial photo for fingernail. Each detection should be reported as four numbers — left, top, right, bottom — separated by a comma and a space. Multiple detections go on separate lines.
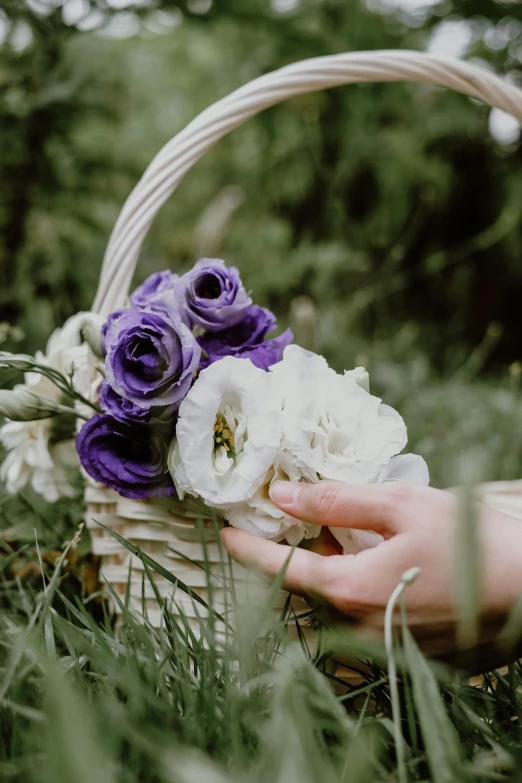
269, 481, 301, 506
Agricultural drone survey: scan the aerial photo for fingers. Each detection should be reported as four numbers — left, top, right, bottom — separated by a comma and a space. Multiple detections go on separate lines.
221, 525, 423, 617
268, 480, 414, 536
221, 527, 341, 601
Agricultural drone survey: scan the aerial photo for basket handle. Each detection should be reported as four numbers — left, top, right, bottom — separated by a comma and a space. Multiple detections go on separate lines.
92, 49, 522, 316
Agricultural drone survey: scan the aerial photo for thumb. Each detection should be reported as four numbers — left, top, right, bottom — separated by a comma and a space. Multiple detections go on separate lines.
269, 481, 410, 537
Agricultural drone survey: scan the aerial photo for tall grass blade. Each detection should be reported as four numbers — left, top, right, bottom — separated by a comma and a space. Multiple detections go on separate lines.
43, 657, 115, 783
454, 484, 481, 655
402, 627, 463, 783
94, 519, 231, 629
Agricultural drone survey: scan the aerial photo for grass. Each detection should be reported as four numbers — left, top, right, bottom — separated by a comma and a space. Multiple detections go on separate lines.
1, 504, 522, 783
2, 353, 522, 782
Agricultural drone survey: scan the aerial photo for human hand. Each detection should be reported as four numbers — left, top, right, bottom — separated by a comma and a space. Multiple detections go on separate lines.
221, 481, 522, 667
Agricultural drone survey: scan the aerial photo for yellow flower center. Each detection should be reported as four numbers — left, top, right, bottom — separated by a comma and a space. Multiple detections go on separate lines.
213, 415, 235, 456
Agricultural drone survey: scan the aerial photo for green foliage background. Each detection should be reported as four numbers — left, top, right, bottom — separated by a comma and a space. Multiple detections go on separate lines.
4, 5, 522, 782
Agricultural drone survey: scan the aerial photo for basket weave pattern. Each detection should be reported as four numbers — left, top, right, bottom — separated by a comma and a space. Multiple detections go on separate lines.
85, 482, 311, 634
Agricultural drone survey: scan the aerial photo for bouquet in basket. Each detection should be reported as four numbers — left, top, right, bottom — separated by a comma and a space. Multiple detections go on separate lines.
0, 258, 428, 553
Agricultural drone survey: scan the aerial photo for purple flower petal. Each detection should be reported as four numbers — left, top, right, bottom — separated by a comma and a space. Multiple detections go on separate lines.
76, 414, 176, 499
198, 304, 293, 371
174, 258, 252, 332
100, 381, 177, 428
101, 308, 129, 358
104, 308, 200, 409
231, 329, 294, 370
131, 270, 179, 314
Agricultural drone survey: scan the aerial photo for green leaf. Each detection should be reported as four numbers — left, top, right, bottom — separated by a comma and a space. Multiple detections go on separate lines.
43, 658, 115, 783
94, 518, 232, 630
402, 628, 463, 783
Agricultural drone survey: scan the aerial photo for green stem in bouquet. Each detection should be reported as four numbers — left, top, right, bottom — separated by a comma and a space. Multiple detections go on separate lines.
0, 351, 101, 415
70, 388, 101, 415
63, 364, 101, 414
0, 352, 74, 395
0, 389, 90, 422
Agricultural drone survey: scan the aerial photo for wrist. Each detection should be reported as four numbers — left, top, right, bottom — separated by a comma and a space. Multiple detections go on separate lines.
481, 507, 522, 614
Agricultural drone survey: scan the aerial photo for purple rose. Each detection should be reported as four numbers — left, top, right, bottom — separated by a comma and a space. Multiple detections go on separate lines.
130, 270, 178, 313
175, 258, 252, 332
100, 381, 176, 427
199, 305, 294, 371
76, 414, 175, 499
104, 308, 200, 409
223, 331, 293, 370
101, 308, 129, 358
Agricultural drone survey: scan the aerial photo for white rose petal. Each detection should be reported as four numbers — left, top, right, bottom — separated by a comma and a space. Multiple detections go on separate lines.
0, 420, 76, 503
46, 311, 105, 357
172, 357, 282, 508
225, 463, 320, 544
270, 345, 408, 485
378, 453, 430, 485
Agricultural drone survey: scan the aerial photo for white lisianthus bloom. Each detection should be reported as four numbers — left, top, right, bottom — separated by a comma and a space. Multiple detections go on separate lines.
46, 311, 103, 357
170, 357, 282, 508
225, 453, 320, 544
225, 346, 428, 548
24, 311, 104, 410
0, 419, 77, 503
45, 312, 105, 410
0, 372, 68, 503
169, 345, 428, 550
270, 345, 408, 485
0, 312, 102, 501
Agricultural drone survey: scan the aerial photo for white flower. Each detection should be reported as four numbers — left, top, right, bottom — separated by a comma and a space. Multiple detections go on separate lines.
270, 345, 408, 485
0, 312, 103, 502
0, 419, 77, 503
169, 345, 428, 551
0, 388, 65, 420
225, 455, 320, 544
0, 354, 80, 501
170, 357, 282, 507
33, 312, 104, 423
45, 312, 105, 408
23, 312, 104, 407
46, 311, 104, 358
225, 346, 428, 548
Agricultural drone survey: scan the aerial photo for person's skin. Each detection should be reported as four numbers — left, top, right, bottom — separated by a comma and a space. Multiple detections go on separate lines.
221, 481, 522, 668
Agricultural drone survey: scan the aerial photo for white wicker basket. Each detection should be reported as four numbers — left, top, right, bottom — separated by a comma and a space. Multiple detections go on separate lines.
84, 481, 311, 637
87, 50, 522, 635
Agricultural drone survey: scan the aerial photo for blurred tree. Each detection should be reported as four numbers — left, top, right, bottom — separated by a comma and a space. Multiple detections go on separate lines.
0, 0, 131, 347
1, 0, 521, 374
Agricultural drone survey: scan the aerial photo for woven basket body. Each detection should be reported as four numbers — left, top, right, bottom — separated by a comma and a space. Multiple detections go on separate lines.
87, 50, 522, 633
85, 481, 313, 640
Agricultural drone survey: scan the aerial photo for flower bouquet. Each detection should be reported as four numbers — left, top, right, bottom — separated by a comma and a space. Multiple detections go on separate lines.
0, 256, 428, 628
